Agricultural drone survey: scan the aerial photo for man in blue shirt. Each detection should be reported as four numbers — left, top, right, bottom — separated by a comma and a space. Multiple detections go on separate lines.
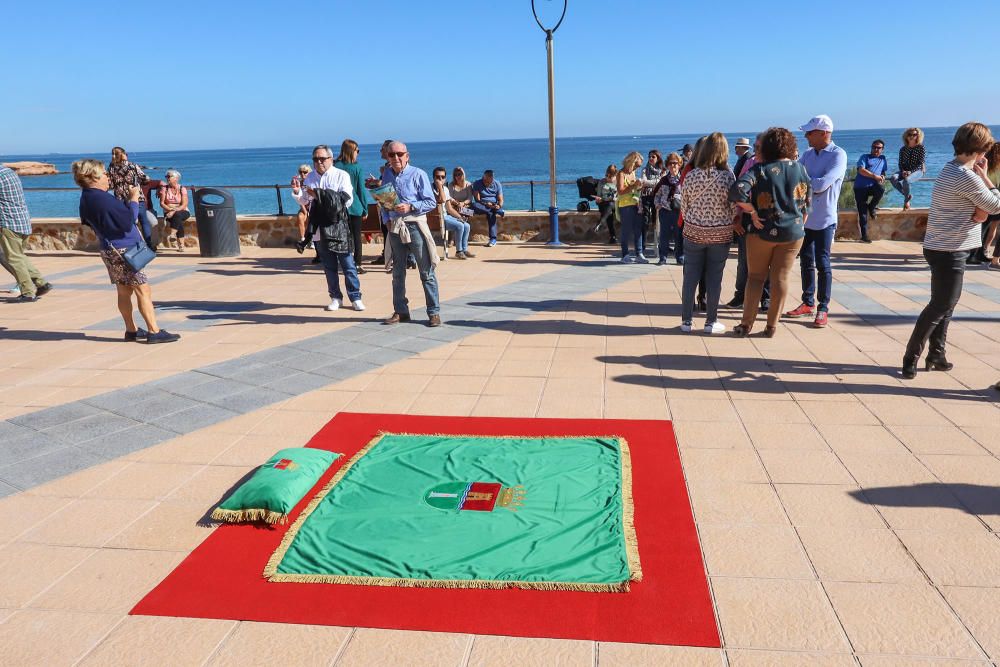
853, 140, 888, 244
379, 141, 442, 327
785, 115, 847, 328
0, 166, 52, 302
471, 170, 505, 247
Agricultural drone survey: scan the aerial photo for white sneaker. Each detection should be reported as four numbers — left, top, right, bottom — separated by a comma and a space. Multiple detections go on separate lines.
636, 253, 650, 264
680, 321, 693, 333
352, 300, 366, 312
325, 299, 342, 311
704, 321, 726, 335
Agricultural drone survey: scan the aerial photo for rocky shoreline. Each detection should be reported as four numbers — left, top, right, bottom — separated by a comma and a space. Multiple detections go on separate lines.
3, 161, 59, 176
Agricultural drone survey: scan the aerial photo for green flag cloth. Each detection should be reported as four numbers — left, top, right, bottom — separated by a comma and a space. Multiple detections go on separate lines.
265, 433, 640, 592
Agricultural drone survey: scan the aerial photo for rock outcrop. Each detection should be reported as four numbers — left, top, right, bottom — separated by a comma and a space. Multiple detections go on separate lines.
2, 161, 59, 176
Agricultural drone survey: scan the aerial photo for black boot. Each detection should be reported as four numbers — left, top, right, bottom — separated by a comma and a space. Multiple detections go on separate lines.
901, 356, 917, 380
925, 355, 954, 371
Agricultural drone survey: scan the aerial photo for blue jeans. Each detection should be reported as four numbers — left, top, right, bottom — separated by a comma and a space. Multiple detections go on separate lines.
799, 225, 835, 311
389, 224, 440, 316
137, 208, 156, 246
471, 201, 504, 241
444, 215, 471, 252
889, 170, 923, 203
657, 208, 682, 261
681, 241, 729, 322
619, 205, 644, 257
317, 244, 361, 302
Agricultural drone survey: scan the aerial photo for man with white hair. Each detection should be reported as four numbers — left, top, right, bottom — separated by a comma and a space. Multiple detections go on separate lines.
379, 141, 441, 327
784, 114, 847, 328
292, 144, 363, 312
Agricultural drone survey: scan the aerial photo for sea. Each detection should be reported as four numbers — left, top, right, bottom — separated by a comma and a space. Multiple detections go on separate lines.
8, 126, 990, 218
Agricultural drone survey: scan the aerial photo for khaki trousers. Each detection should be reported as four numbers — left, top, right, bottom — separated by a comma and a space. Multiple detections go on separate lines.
0, 227, 46, 297
741, 234, 803, 328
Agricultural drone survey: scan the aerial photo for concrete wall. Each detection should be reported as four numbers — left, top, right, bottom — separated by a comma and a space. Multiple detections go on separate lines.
25, 209, 929, 251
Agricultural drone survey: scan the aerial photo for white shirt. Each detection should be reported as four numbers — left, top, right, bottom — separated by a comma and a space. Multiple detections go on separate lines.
292, 166, 354, 209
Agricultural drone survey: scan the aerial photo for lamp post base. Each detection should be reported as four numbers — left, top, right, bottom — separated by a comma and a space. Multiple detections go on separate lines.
545, 206, 563, 247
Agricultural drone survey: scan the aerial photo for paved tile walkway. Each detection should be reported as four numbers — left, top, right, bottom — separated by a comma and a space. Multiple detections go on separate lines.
1, 240, 999, 665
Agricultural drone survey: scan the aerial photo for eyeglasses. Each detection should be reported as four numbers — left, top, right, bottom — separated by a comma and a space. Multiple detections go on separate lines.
434, 174, 446, 179
872, 145, 884, 150
388, 152, 408, 158
906, 133, 918, 137
312, 156, 330, 163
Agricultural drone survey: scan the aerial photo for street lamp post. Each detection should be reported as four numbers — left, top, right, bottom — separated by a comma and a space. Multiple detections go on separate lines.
531, 0, 567, 247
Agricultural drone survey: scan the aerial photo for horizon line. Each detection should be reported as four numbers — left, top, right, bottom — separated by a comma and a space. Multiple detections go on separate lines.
5, 123, 996, 158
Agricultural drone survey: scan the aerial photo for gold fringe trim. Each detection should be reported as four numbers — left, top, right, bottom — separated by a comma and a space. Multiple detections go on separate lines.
263, 433, 387, 580
616, 436, 643, 584
266, 572, 631, 592
210, 507, 288, 525
263, 431, 642, 590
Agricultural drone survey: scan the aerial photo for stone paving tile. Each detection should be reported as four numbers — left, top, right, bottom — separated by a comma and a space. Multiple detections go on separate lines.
712, 577, 851, 652
599, 643, 725, 665
824, 581, 986, 659
337, 628, 471, 666
0, 542, 95, 608
725, 649, 857, 666
895, 531, 1000, 587
0, 446, 106, 492
77, 615, 236, 666
468, 636, 592, 666
698, 524, 814, 579
28, 548, 185, 613
0, 609, 122, 666
797, 527, 924, 584
941, 587, 1000, 662
207, 621, 351, 666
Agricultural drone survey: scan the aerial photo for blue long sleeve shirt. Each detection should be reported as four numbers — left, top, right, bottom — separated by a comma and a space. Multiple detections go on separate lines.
799, 142, 847, 230
79, 188, 143, 249
380, 165, 437, 222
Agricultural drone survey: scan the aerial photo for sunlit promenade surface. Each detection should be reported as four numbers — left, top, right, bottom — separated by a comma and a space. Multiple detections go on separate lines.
2, 239, 999, 665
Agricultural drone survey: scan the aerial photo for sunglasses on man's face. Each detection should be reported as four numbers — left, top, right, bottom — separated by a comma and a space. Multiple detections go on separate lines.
312, 156, 330, 163
872, 145, 884, 150
434, 174, 446, 179
388, 152, 408, 158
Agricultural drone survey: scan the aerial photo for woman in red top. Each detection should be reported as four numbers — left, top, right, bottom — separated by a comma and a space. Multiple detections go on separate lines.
157, 169, 190, 252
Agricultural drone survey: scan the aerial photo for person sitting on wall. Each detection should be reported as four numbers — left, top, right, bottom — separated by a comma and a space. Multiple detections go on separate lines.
471, 169, 505, 247
157, 169, 191, 252
432, 167, 475, 259
853, 140, 888, 243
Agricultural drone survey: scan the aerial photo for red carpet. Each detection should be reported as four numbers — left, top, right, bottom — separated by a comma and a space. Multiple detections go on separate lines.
131, 413, 719, 647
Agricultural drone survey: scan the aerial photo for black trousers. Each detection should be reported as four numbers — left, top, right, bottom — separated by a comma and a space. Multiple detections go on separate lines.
905, 249, 966, 361
597, 201, 616, 240
854, 184, 884, 239
348, 214, 363, 266
165, 210, 190, 237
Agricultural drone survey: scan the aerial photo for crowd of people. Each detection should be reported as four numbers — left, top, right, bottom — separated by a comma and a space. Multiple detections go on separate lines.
2, 120, 1000, 392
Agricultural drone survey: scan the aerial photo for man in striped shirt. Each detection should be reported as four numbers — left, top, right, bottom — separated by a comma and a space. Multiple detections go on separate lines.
0, 166, 51, 302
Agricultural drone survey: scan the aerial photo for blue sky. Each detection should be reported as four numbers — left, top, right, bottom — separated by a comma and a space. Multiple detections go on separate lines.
4, 0, 998, 153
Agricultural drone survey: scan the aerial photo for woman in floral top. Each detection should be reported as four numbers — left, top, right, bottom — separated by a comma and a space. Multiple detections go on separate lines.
679, 133, 737, 333
729, 127, 812, 337
107, 147, 155, 247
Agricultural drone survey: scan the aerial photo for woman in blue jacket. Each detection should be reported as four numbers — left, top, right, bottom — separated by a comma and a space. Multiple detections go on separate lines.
73, 159, 179, 344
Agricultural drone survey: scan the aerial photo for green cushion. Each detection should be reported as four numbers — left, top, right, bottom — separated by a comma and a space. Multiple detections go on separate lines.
211, 448, 340, 524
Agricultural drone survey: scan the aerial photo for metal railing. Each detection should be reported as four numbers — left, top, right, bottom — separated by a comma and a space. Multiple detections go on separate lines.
23, 176, 937, 216
24, 180, 582, 215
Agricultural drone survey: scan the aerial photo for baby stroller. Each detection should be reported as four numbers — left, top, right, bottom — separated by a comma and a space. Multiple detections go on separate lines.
575, 176, 599, 212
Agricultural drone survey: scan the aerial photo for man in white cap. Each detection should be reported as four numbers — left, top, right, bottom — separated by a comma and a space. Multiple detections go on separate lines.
784, 114, 847, 328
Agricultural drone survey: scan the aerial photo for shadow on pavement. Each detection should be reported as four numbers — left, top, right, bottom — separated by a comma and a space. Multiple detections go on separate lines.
850, 483, 1000, 516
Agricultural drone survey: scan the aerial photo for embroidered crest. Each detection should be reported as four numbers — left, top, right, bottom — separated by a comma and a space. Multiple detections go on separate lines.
270, 458, 299, 471
425, 482, 526, 512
